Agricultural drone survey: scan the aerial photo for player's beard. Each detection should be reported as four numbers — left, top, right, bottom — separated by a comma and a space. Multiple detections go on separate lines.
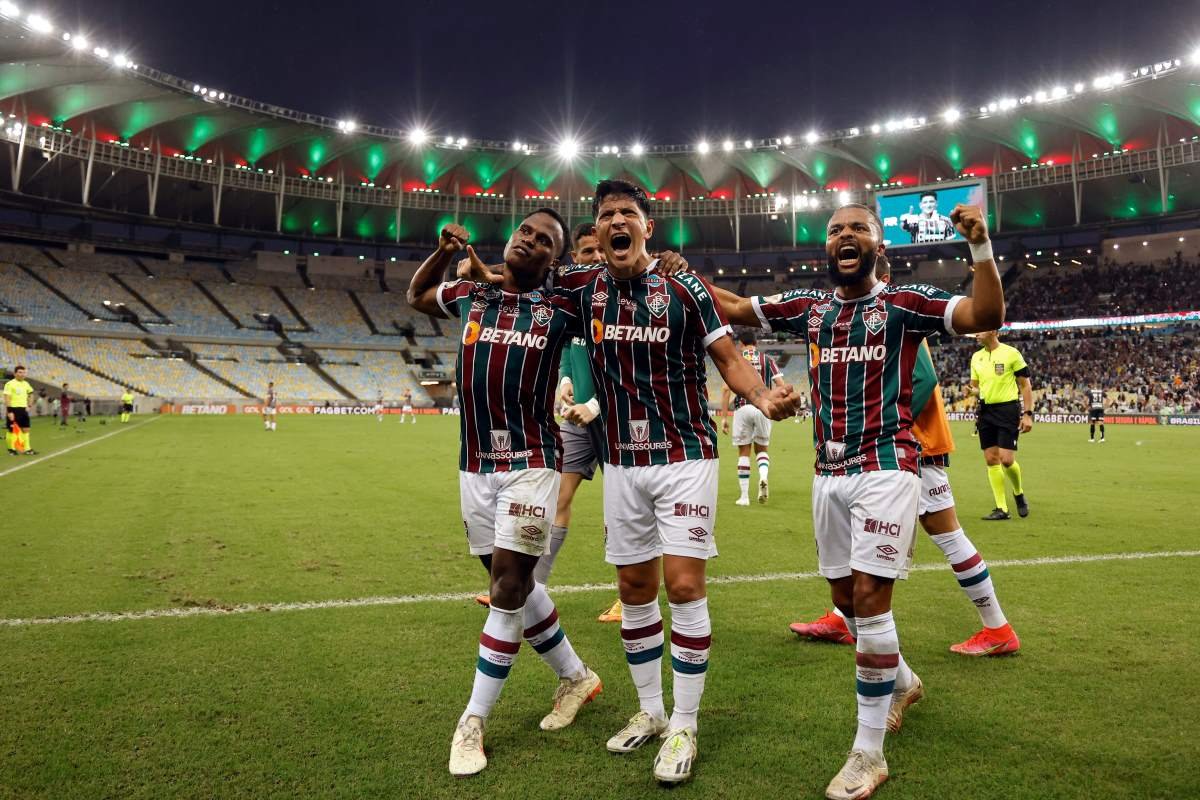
826, 250, 877, 287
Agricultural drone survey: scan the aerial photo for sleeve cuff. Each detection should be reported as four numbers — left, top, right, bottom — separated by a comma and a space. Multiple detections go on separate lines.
702, 324, 733, 349
435, 282, 455, 317
558, 375, 573, 390
942, 295, 965, 335
584, 397, 601, 416
751, 297, 772, 332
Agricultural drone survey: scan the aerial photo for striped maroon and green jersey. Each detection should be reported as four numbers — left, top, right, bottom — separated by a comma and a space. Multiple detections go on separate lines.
731, 348, 781, 410
557, 262, 732, 467
753, 281, 963, 476
437, 280, 578, 473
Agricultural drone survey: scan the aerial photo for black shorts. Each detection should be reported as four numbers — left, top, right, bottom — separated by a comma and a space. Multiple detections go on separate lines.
977, 401, 1019, 451
121, 403, 134, 413
1088, 409, 1104, 422
5, 407, 30, 431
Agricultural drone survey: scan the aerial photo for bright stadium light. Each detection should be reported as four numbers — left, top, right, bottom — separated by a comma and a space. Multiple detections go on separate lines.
556, 137, 579, 159
443, 135, 454, 145
510, 140, 522, 151
837, 191, 851, 205
0, 2, 19, 18
26, 12, 50, 33
870, 123, 881, 134
743, 139, 753, 149
804, 130, 819, 144
407, 127, 427, 145
1073, 81, 1084, 92
721, 139, 734, 152
455, 136, 468, 148
696, 140, 710, 154
782, 135, 793, 146
942, 107, 961, 123
1051, 86, 1067, 99
93, 46, 109, 59
71, 35, 88, 52
113, 53, 129, 68
630, 142, 645, 156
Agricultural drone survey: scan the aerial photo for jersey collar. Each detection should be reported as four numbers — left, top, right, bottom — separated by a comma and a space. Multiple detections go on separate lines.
833, 280, 885, 305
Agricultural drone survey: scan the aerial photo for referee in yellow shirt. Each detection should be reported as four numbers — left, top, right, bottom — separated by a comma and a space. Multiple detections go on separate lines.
4, 365, 37, 455
970, 332, 1032, 520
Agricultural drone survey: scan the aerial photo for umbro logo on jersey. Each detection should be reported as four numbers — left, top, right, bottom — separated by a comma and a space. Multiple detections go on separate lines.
808, 314, 822, 328
864, 518, 902, 537
592, 291, 609, 306
490, 429, 512, 452
688, 527, 708, 543
531, 304, 552, 326
471, 300, 487, 312
509, 503, 547, 519
875, 544, 898, 561
825, 440, 847, 461
629, 420, 650, 443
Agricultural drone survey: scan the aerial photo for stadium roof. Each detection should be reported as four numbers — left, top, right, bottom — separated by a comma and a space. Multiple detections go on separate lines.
1, 10, 1200, 250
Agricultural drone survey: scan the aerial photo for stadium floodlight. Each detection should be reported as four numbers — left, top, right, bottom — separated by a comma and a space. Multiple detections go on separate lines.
1192, 47, 1200, 65
113, 53, 129, 68
1051, 86, 1067, 99
1072, 81, 1084, 93
443, 135, 454, 145
72, 35, 88, 52
1034, 90, 1048, 103
630, 142, 645, 156
837, 191, 850, 205
407, 127, 427, 146
942, 107, 961, 123
26, 12, 50, 33
743, 139, 753, 149
869, 123, 882, 134
721, 139, 734, 152
556, 137, 579, 159
510, 140, 522, 151
696, 140, 710, 154
0, 2, 19, 18
93, 46, 109, 58
847, 127, 860, 136
782, 135, 793, 146
455, 136, 467, 148
805, 130, 819, 144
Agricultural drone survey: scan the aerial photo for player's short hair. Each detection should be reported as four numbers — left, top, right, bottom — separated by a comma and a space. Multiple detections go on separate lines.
737, 329, 757, 346
527, 207, 569, 259
830, 203, 884, 237
572, 222, 597, 247
14, 365, 24, 372
592, 179, 652, 221
920, 191, 937, 202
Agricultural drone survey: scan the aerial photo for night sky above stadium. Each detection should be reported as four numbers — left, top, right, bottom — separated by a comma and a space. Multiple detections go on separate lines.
49, 0, 1198, 145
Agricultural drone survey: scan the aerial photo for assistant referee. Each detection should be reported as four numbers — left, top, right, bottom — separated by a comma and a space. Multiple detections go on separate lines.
4, 365, 36, 455
970, 331, 1032, 520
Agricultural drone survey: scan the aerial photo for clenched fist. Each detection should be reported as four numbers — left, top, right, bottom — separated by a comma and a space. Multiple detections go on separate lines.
950, 204, 988, 244
755, 383, 801, 421
439, 223, 470, 254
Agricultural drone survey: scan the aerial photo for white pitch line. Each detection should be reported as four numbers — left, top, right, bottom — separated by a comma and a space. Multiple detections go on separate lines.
0, 416, 159, 479
1, 548, 1196, 628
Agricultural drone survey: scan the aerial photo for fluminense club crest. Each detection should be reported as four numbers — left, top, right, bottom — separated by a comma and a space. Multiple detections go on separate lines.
531, 304, 552, 326
490, 429, 512, 452
647, 291, 670, 317
862, 307, 887, 335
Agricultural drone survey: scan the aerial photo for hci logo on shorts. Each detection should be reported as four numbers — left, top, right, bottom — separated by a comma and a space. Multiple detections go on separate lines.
674, 503, 711, 519
509, 503, 547, 519
629, 419, 650, 443
490, 429, 512, 452
825, 440, 846, 461
864, 518, 902, 537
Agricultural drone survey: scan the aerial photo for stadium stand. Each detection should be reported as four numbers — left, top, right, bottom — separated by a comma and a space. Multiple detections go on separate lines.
191, 344, 344, 402
1006, 258, 1200, 321
0, 336, 126, 398
41, 335, 232, 400
283, 288, 374, 343
317, 349, 432, 405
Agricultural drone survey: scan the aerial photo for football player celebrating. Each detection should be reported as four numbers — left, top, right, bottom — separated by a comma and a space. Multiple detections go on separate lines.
408, 212, 601, 777
709, 203, 1004, 799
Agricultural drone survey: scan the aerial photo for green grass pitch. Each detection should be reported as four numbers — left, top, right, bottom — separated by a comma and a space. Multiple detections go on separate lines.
0, 414, 1196, 799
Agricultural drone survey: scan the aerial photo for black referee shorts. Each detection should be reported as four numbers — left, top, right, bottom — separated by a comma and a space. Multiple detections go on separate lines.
977, 400, 1019, 451
5, 407, 30, 431
1088, 409, 1104, 422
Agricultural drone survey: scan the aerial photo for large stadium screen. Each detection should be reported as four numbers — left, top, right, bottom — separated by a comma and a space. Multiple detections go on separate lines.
875, 180, 988, 248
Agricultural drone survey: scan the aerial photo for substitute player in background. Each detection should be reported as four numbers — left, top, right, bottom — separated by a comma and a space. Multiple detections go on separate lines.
375, 391, 385, 422
409, 214, 601, 778
59, 383, 71, 427
971, 331, 1032, 520
711, 203, 1004, 799
556, 180, 798, 784
720, 330, 783, 506
120, 389, 135, 423
399, 389, 415, 424
792, 259, 1020, 659
4, 365, 36, 455
899, 191, 956, 244
1086, 386, 1106, 442
262, 382, 278, 431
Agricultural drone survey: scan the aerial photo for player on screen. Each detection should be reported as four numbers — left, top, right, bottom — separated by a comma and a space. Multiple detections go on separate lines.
708, 202, 1005, 799
407, 212, 601, 778
262, 382, 277, 431
1086, 386, 1106, 442
720, 330, 784, 506
900, 191, 957, 244
399, 389, 415, 424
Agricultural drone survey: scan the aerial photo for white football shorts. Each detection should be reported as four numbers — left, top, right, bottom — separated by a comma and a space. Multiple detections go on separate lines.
918, 464, 956, 516
731, 404, 772, 446
603, 459, 719, 566
459, 468, 560, 558
811, 470, 919, 580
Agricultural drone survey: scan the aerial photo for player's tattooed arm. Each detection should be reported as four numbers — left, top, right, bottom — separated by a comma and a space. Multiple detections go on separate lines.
708, 284, 759, 327
947, 204, 1005, 333
708, 336, 799, 421
408, 224, 471, 317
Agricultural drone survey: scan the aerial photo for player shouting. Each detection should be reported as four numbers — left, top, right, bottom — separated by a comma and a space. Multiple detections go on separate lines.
710, 203, 1004, 799
408, 213, 601, 777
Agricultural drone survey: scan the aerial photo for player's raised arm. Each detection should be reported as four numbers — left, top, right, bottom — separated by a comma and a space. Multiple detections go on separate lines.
709, 284, 759, 327
708, 335, 798, 420
407, 224, 470, 317
947, 204, 1005, 333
